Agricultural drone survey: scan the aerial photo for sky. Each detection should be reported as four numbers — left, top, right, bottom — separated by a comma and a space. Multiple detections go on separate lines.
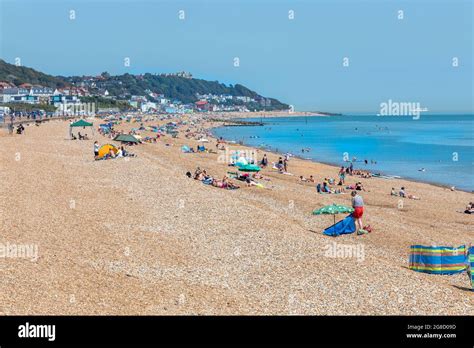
0, 0, 472, 113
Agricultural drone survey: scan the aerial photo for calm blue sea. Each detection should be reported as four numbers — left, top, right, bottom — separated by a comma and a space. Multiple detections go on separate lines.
213, 114, 474, 191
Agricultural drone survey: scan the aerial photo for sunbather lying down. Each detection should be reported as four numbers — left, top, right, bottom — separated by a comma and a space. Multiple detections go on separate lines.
190, 168, 239, 190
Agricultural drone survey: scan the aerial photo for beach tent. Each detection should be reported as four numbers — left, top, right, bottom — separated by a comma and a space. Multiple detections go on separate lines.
313, 204, 354, 226
409, 245, 467, 274
236, 163, 261, 172
114, 134, 139, 143
322, 215, 356, 237
98, 144, 118, 159
181, 145, 191, 153
70, 119, 93, 128
70, 119, 94, 138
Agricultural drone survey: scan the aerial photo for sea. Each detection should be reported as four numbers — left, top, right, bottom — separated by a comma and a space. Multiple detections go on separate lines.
212, 114, 474, 192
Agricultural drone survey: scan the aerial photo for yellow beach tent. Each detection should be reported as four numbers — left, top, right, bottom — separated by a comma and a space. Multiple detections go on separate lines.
98, 144, 118, 159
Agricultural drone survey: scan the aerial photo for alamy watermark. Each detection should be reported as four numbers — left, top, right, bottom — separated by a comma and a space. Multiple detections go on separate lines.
0, 242, 38, 262
378, 99, 427, 120
217, 147, 257, 164
55, 102, 96, 116
324, 242, 365, 262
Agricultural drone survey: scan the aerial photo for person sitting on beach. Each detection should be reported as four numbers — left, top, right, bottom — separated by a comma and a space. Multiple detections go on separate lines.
277, 157, 284, 172
464, 202, 474, 214
322, 181, 331, 193
308, 175, 315, 183
299, 176, 308, 182
355, 182, 365, 191
390, 187, 398, 196
399, 187, 420, 200
399, 187, 406, 198
116, 147, 124, 158
94, 141, 99, 160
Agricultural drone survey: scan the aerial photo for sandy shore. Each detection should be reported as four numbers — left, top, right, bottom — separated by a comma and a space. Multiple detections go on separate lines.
0, 116, 472, 315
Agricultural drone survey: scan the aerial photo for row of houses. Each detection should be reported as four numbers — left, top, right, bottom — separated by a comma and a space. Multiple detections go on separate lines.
0, 86, 82, 105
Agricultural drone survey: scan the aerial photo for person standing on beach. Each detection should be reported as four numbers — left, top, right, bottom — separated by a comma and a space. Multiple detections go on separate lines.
283, 158, 288, 172
349, 162, 353, 175
339, 166, 346, 184
94, 141, 99, 160
277, 157, 284, 172
261, 154, 268, 167
351, 191, 364, 233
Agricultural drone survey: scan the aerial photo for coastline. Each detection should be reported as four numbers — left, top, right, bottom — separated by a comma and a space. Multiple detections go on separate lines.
206, 117, 472, 193
209, 114, 474, 193
0, 116, 472, 315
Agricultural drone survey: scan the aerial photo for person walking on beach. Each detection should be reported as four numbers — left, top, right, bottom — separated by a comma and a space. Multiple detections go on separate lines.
277, 157, 284, 172
261, 154, 268, 168
351, 191, 365, 233
338, 166, 346, 184
94, 141, 99, 160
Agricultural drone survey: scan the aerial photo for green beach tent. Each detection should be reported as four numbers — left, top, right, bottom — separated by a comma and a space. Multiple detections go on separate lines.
236, 163, 261, 172
70, 119, 93, 127
69, 119, 94, 139
313, 204, 354, 225
114, 134, 140, 143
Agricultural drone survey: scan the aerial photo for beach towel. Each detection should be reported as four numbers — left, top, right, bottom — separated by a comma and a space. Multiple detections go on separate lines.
469, 247, 474, 290
323, 215, 356, 237
409, 245, 467, 275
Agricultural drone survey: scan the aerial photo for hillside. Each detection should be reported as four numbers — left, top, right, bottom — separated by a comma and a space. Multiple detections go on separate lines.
0, 59, 289, 110
0, 59, 68, 88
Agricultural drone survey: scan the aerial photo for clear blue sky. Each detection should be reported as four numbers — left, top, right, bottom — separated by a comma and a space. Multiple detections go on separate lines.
0, 0, 472, 113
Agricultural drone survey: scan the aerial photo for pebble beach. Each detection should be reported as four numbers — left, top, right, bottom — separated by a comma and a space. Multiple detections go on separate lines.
0, 113, 472, 315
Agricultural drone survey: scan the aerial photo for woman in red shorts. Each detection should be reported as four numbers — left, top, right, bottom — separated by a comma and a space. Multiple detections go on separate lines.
351, 191, 364, 232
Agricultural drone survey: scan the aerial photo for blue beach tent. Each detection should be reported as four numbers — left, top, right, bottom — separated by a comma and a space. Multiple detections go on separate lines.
323, 215, 356, 237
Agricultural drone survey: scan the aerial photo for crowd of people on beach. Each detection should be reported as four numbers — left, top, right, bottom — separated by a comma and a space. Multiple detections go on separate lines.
188, 167, 240, 190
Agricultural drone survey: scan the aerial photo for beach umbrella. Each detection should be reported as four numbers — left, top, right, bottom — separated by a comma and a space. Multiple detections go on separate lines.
313, 204, 354, 225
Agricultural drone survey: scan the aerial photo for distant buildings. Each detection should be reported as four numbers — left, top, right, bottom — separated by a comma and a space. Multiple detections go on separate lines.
0, 72, 270, 115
